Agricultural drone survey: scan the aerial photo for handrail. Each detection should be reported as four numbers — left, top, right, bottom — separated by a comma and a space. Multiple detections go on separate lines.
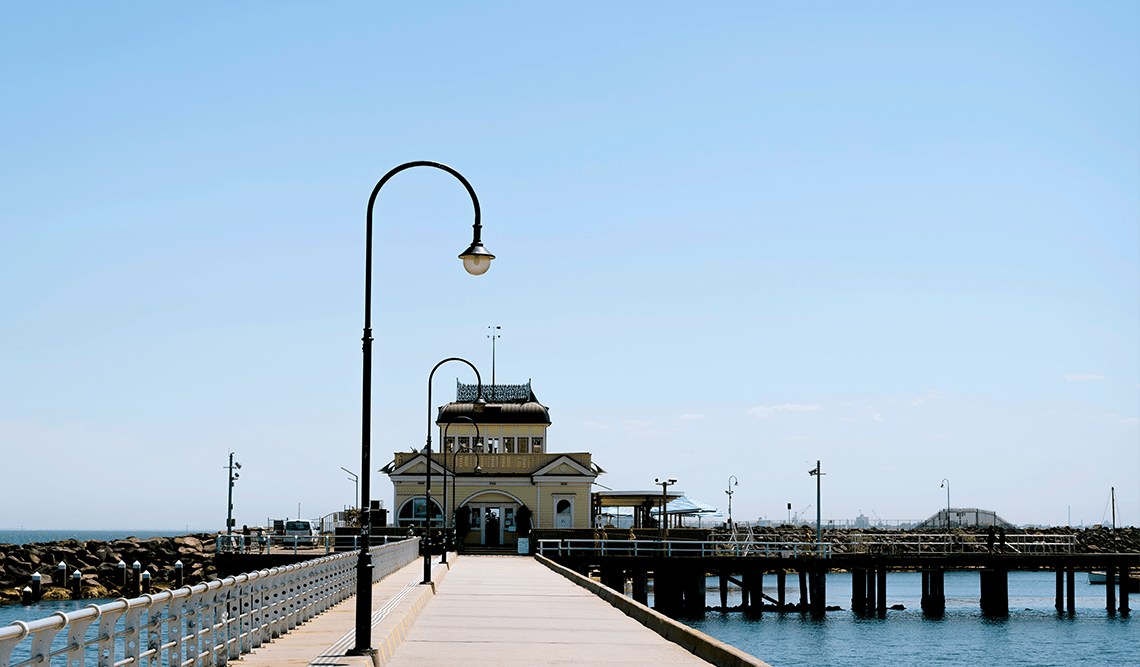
215, 532, 407, 555
537, 539, 831, 558
0, 538, 420, 667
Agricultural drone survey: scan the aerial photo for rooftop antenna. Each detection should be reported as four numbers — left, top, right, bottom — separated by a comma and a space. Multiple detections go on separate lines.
488, 325, 501, 401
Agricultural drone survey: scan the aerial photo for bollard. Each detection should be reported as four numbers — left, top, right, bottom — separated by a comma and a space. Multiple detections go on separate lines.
175, 560, 184, 588
118, 560, 127, 588
141, 571, 151, 595
30, 573, 42, 601
132, 561, 141, 597
57, 561, 67, 588
21, 586, 33, 605
71, 569, 82, 599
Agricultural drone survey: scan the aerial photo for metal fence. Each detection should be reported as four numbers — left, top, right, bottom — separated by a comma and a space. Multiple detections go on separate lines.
537, 539, 831, 558
215, 533, 407, 555
0, 538, 419, 667
834, 532, 1076, 555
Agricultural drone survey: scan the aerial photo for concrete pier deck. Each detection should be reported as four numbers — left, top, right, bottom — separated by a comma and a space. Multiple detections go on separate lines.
385, 556, 719, 667
235, 554, 759, 667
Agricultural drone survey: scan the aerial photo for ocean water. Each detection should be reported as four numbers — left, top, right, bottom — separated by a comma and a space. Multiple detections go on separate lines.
0, 530, 198, 545
680, 571, 1137, 667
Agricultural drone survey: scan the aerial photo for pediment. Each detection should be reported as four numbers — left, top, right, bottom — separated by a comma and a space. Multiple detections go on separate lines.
533, 455, 594, 477
389, 454, 448, 476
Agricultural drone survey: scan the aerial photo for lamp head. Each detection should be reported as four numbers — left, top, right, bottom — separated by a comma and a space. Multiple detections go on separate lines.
474, 464, 483, 474
473, 397, 487, 413
459, 242, 494, 276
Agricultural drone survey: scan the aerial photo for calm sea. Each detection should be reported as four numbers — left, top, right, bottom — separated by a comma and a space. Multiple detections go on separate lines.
0, 530, 200, 545
680, 571, 1136, 666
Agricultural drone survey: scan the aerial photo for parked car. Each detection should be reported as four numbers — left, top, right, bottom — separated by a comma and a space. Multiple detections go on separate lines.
284, 520, 318, 546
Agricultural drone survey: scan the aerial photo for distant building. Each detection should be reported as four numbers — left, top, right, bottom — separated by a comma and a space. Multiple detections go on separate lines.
916, 507, 1014, 530
382, 380, 603, 549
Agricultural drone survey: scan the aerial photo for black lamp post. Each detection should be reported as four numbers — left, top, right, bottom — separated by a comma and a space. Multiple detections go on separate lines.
442, 415, 482, 564
424, 358, 484, 582
941, 478, 951, 529
655, 477, 676, 543
349, 161, 494, 659
726, 475, 738, 528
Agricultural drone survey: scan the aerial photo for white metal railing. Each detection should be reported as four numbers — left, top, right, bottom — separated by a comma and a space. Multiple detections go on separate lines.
215, 533, 408, 555
835, 532, 1077, 555
537, 539, 831, 558
0, 538, 419, 667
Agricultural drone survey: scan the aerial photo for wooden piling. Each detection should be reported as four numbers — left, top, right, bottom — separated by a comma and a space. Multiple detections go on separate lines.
1055, 569, 1064, 612
1105, 566, 1116, 613
1120, 567, 1130, 614
798, 570, 808, 609
1066, 568, 1075, 613
980, 568, 1008, 615
851, 568, 867, 612
719, 573, 729, 609
876, 567, 887, 612
777, 570, 786, 610
632, 570, 648, 605
865, 569, 876, 612
743, 570, 762, 614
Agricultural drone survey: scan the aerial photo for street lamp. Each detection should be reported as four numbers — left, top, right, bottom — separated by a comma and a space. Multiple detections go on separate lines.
726, 475, 738, 528
341, 467, 359, 512
655, 478, 677, 542
226, 453, 241, 536
424, 357, 484, 582
941, 478, 950, 529
443, 415, 482, 561
446, 416, 483, 562
349, 161, 494, 659
808, 461, 824, 550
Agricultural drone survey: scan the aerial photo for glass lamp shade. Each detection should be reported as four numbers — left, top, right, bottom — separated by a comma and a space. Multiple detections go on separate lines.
459, 241, 494, 276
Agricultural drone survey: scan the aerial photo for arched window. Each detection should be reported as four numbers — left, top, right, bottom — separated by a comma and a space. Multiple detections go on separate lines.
397, 497, 444, 527
556, 499, 572, 515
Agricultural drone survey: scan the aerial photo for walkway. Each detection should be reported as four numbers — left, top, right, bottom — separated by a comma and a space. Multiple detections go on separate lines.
384, 556, 717, 667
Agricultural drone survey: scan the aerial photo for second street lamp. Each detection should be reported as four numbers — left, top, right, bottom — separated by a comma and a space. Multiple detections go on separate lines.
424, 358, 484, 584
726, 475, 738, 528
349, 161, 494, 659
443, 415, 482, 563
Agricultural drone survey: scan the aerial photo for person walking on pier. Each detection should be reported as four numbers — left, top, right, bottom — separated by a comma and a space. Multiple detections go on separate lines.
987, 526, 996, 552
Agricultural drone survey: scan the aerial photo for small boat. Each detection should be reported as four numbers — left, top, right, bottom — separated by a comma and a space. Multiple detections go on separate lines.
1088, 571, 1140, 592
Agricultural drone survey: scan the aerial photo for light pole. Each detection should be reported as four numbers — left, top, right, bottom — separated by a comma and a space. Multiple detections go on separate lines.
349, 161, 495, 659
808, 461, 824, 550
941, 478, 950, 529
655, 478, 677, 542
448, 416, 482, 561
341, 467, 359, 512
226, 453, 241, 536
425, 357, 484, 581
726, 475, 738, 528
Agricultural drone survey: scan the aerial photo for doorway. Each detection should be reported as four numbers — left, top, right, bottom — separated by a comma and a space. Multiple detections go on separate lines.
484, 507, 501, 546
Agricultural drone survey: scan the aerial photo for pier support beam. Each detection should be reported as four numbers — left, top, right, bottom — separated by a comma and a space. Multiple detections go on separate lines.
798, 570, 808, 610
1120, 566, 1130, 614
600, 565, 624, 593
980, 568, 1008, 615
1105, 566, 1116, 614
865, 569, 876, 612
851, 569, 867, 613
1066, 568, 1075, 613
877, 567, 887, 612
777, 570, 786, 610
632, 570, 648, 605
680, 569, 706, 617
921, 570, 945, 614
808, 570, 826, 613
1055, 569, 1064, 612
743, 570, 762, 614
719, 573, 729, 609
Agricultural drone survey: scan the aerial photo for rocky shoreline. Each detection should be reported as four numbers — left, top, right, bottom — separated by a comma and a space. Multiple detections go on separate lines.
0, 534, 218, 604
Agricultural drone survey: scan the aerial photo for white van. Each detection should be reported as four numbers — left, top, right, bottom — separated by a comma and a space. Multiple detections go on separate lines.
284, 519, 318, 546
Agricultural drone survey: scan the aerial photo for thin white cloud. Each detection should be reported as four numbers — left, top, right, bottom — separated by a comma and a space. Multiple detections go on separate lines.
748, 404, 822, 419
583, 421, 611, 432
676, 413, 706, 422
859, 405, 884, 422
1118, 418, 1139, 425
911, 389, 941, 407
1065, 374, 1105, 381
621, 419, 653, 432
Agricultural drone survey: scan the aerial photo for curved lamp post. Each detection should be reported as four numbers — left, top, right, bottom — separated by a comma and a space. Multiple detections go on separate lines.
726, 475, 738, 528
808, 461, 824, 550
655, 477, 677, 543
443, 415, 482, 564
424, 357, 484, 582
941, 478, 950, 529
350, 161, 494, 659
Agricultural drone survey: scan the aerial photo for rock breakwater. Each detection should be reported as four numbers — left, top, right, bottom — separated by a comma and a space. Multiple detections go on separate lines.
0, 534, 218, 604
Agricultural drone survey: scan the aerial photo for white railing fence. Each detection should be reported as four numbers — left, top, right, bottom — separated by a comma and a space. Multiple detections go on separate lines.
0, 538, 419, 667
215, 533, 409, 555
537, 539, 831, 559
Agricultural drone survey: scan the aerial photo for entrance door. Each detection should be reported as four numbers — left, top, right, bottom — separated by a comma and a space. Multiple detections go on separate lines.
555, 498, 573, 529
484, 507, 501, 546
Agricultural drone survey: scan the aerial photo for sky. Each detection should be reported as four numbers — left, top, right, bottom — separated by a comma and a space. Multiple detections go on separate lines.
1, 2, 1137, 531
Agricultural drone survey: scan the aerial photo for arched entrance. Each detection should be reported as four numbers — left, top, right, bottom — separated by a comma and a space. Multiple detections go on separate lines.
459, 490, 524, 547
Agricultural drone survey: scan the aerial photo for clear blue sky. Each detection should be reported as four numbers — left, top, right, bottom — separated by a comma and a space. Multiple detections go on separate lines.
2, 2, 1137, 530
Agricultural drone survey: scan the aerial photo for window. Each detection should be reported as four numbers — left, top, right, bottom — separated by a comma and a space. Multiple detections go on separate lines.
397, 497, 443, 527
517, 437, 528, 452
532, 437, 543, 453
444, 437, 455, 453
503, 437, 514, 453
458, 437, 469, 452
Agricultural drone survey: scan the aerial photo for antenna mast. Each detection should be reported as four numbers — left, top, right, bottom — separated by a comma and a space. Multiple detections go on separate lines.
488, 325, 501, 400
